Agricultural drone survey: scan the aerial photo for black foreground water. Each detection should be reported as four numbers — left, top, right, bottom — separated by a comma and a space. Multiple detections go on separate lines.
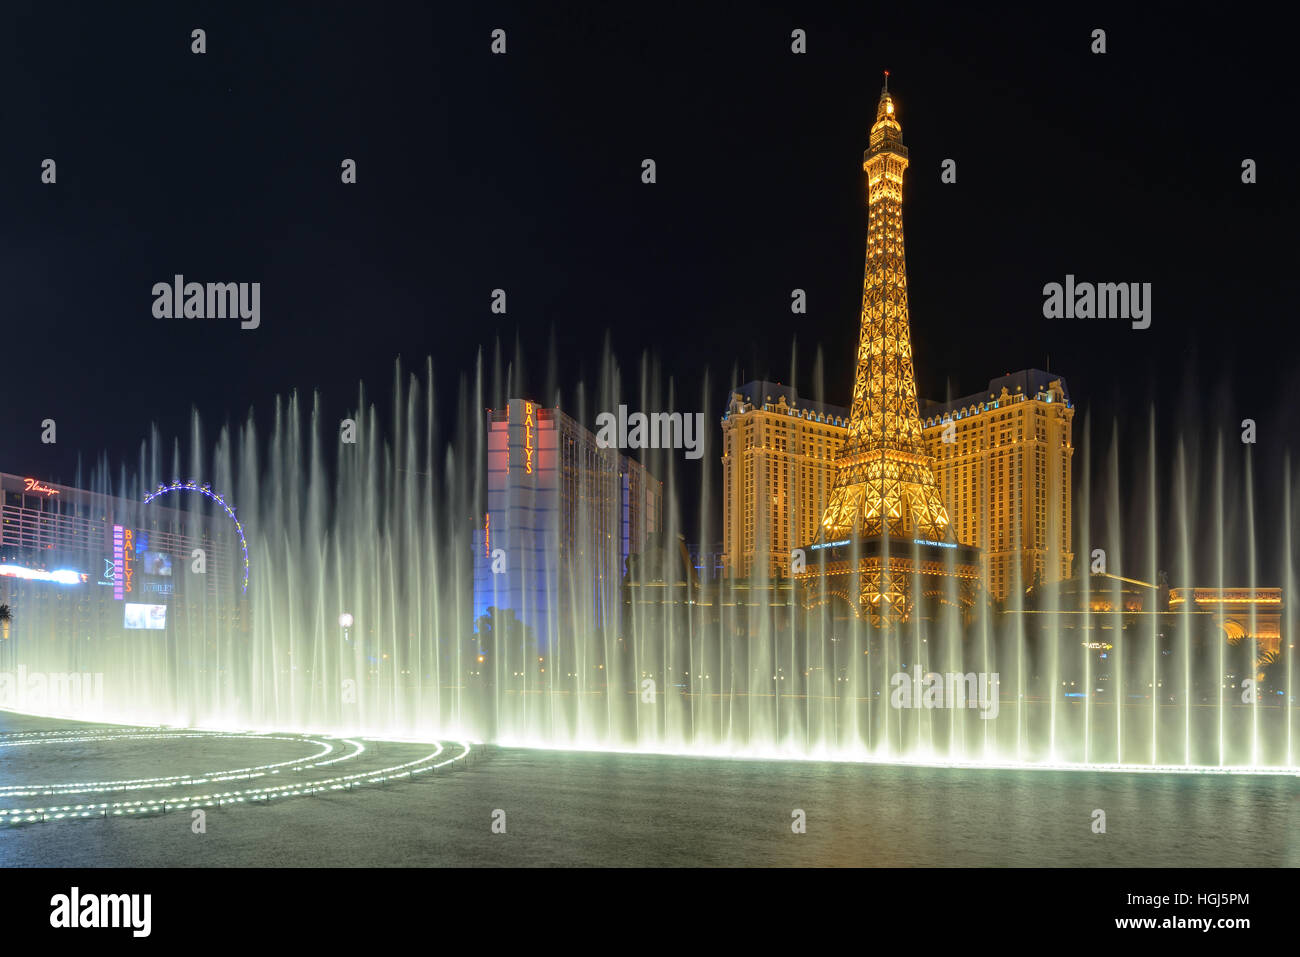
0, 713, 1293, 867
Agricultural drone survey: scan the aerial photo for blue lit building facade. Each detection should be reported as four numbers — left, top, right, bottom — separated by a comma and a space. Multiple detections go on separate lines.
472, 399, 661, 648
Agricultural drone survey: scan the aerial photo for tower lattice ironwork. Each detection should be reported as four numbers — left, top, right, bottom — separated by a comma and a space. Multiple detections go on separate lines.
819, 78, 953, 545
802, 77, 976, 624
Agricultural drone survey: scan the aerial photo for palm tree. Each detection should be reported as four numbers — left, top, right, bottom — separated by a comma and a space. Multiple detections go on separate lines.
0, 604, 10, 641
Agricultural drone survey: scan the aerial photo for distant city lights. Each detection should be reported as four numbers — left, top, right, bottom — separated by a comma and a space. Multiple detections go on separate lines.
0, 565, 87, 586
143, 481, 250, 593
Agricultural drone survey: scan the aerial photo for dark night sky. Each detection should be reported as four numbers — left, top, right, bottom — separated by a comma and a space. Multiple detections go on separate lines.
2, 1, 1297, 574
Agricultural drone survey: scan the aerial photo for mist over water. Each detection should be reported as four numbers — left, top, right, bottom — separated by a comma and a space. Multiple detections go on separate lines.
5, 349, 1295, 771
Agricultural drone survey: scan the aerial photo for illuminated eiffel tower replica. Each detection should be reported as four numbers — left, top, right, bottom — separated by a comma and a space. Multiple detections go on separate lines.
799, 75, 981, 624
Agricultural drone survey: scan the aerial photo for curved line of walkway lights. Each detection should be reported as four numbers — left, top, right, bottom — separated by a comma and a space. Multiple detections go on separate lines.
0, 728, 476, 825
143, 480, 250, 594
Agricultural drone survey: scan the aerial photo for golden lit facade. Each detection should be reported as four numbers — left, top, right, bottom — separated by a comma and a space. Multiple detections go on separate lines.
720, 384, 850, 579
1168, 587, 1282, 663
920, 371, 1075, 602
721, 371, 1074, 605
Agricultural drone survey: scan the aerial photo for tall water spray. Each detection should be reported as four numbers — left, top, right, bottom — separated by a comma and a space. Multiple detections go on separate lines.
3, 351, 1295, 771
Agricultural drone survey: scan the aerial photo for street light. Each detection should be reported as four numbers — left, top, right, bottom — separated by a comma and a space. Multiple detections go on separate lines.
339, 612, 353, 642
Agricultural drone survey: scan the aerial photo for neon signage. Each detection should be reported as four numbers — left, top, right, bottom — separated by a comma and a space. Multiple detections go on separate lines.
913, 539, 958, 549
524, 401, 535, 475
810, 539, 851, 551
112, 525, 125, 600
122, 528, 135, 596
23, 478, 59, 497
484, 512, 491, 558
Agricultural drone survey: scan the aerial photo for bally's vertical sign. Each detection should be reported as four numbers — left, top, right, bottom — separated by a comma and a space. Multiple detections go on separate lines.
507, 398, 538, 478
525, 400, 535, 475
123, 528, 134, 598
